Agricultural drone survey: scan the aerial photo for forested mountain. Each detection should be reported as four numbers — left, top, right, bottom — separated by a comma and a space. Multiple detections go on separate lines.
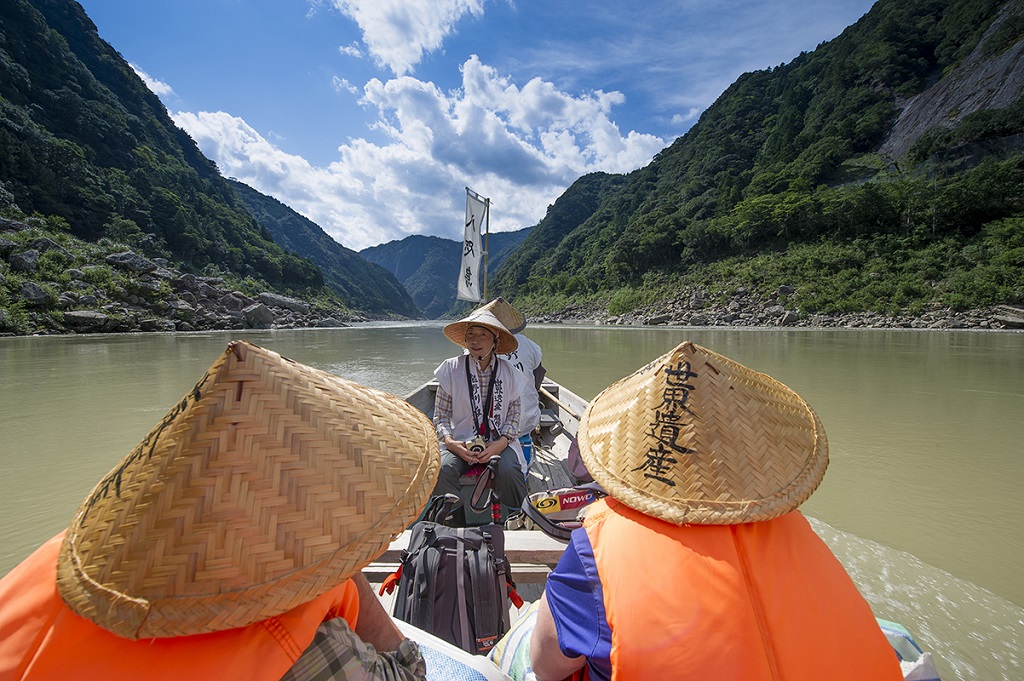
493, 0, 1024, 318
490, 172, 627, 292
0, 0, 318, 289
361, 228, 531, 318
0, 0, 416, 327
3, 0, 1021, 334
227, 179, 419, 317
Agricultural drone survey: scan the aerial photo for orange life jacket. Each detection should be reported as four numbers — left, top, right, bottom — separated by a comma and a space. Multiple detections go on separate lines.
583, 499, 902, 681
0, 532, 359, 681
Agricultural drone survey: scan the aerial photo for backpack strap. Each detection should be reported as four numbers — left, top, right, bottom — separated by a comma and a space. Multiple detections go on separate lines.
523, 484, 607, 543
470, 456, 504, 515
481, 526, 512, 636
454, 528, 473, 651
395, 523, 441, 631
469, 461, 495, 512
378, 563, 402, 596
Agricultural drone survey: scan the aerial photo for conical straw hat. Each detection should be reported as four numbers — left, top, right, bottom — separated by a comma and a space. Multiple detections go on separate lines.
577, 341, 827, 525
481, 297, 526, 334
56, 341, 439, 639
443, 309, 518, 354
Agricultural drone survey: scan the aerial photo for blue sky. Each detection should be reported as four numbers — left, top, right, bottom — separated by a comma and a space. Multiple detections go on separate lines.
76, 0, 877, 251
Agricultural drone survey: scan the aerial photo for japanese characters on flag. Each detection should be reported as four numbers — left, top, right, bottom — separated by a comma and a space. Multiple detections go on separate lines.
457, 189, 487, 302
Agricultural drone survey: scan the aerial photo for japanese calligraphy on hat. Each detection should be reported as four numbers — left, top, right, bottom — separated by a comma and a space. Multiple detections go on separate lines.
576, 341, 828, 525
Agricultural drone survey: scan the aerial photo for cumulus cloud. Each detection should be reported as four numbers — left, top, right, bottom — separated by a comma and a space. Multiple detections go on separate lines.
325, 0, 485, 75
173, 56, 664, 251
130, 63, 174, 97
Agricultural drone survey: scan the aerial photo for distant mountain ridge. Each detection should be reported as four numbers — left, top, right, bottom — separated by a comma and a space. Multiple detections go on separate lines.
227, 179, 419, 317
361, 228, 532, 318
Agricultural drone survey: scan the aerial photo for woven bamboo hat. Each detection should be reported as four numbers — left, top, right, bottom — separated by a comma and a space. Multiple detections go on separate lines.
577, 341, 827, 525
443, 308, 518, 354
481, 297, 527, 334
56, 341, 439, 640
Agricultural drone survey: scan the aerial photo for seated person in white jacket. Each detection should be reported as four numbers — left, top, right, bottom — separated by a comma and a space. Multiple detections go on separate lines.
431, 308, 529, 522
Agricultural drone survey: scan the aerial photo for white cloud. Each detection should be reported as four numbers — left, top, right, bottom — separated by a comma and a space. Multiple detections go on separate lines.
325, 0, 485, 75
331, 76, 359, 95
130, 63, 174, 98
338, 43, 363, 58
173, 56, 664, 251
671, 108, 703, 127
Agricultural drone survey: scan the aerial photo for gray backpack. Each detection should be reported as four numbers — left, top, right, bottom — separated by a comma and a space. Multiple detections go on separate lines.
386, 494, 518, 655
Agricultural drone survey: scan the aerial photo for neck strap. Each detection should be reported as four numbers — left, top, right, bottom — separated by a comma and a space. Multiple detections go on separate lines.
465, 355, 497, 439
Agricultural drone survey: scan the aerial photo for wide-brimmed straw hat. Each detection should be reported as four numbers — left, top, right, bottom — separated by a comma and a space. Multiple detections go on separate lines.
577, 341, 827, 526
56, 341, 439, 639
481, 297, 526, 334
443, 309, 518, 354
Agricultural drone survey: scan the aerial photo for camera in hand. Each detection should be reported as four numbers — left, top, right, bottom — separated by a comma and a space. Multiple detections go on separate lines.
465, 435, 486, 453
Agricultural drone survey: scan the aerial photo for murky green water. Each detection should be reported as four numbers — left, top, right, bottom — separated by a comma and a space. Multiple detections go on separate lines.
2, 324, 1021, 679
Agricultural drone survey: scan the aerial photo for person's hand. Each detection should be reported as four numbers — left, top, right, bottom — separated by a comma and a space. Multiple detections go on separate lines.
446, 436, 509, 464
479, 437, 507, 463
445, 438, 477, 464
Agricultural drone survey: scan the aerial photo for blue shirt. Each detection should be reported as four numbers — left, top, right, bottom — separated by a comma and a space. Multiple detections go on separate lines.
543, 528, 613, 681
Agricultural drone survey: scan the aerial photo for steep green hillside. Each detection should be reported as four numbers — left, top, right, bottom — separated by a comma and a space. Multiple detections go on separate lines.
0, 0, 324, 298
495, 0, 1024, 317
490, 172, 627, 294
362, 228, 531, 318
361, 235, 456, 318
228, 180, 419, 317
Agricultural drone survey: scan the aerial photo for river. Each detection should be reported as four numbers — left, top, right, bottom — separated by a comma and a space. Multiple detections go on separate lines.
1, 324, 1022, 680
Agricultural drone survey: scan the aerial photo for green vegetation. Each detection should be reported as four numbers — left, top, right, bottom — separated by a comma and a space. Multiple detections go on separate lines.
493, 0, 1024, 319
228, 179, 418, 316
3, 0, 1022, 329
0, 0, 371, 321
0, 207, 329, 334
362, 229, 532, 318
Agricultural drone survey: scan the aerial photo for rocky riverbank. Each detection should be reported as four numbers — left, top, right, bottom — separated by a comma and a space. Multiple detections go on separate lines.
0, 216, 370, 336
5, 215, 1022, 335
530, 286, 1024, 331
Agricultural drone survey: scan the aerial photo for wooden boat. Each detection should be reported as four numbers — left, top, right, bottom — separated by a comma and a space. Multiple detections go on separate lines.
367, 378, 588, 586
386, 379, 944, 681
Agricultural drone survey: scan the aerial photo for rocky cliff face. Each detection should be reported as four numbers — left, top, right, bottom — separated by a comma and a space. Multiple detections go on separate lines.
0, 217, 359, 335
880, 2, 1024, 160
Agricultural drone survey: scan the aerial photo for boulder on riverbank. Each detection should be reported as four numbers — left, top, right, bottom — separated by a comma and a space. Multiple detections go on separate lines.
0, 217, 359, 336
531, 290, 1022, 331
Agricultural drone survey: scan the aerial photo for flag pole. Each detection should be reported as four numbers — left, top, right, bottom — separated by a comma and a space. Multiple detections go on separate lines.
483, 196, 490, 301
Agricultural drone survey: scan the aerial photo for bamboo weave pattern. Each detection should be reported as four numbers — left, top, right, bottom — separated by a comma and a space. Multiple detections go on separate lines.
57, 341, 439, 639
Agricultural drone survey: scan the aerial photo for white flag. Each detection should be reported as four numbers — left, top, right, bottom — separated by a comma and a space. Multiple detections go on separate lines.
457, 190, 486, 302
